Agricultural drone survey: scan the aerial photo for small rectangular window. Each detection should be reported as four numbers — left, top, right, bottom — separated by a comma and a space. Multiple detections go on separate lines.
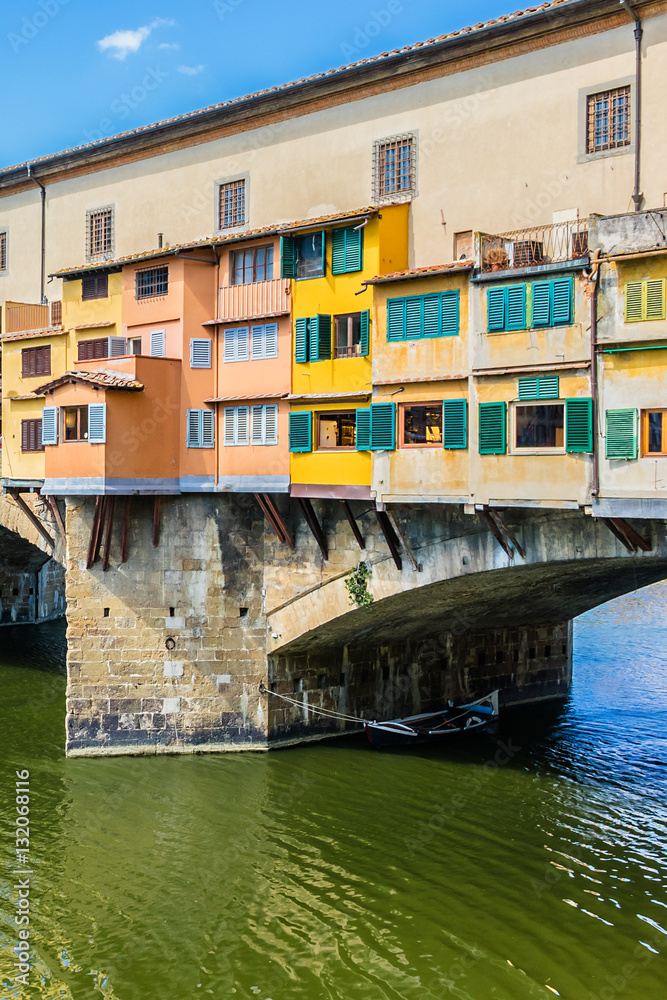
136, 266, 168, 299
21, 419, 44, 453
625, 278, 666, 322
21, 345, 51, 378
63, 406, 89, 442
296, 231, 324, 280
219, 179, 246, 230
334, 313, 362, 358
223, 406, 250, 446
82, 272, 109, 300
401, 404, 443, 447
514, 403, 564, 451
150, 330, 166, 357
128, 337, 142, 355
231, 245, 273, 284
587, 86, 631, 153
0, 230, 7, 272
187, 409, 215, 448
374, 134, 415, 201
250, 404, 278, 445
190, 339, 212, 368
454, 231, 473, 261
78, 337, 108, 361
223, 326, 250, 363
643, 410, 667, 456
316, 411, 356, 450
86, 207, 114, 260
250, 323, 278, 360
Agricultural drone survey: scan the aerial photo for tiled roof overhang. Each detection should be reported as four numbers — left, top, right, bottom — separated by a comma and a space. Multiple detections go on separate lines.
36, 371, 144, 393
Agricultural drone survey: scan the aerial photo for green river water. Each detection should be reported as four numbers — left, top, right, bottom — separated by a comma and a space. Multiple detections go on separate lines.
1, 585, 666, 1000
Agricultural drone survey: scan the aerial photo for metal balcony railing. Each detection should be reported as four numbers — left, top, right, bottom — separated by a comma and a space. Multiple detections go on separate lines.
480, 218, 589, 273
218, 278, 290, 322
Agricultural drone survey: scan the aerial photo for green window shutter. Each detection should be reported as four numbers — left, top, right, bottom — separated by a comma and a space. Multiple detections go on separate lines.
332, 226, 363, 273
441, 291, 460, 336
506, 285, 526, 330
487, 287, 506, 332
359, 310, 370, 356
532, 281, 552, 327
289, 411, 312, 452
606, 409, 638, 460
443, 399, 467, 449
422, 295, 440, 337
625, 281, 643, 322
356, 408, 371, 450
370, 402, 396, 450
537, 376, 559, 399
565, 398, 593, 453
309, 314, 331, 361
552, 277, 573, 326
405, 298, 422, 339
646, 278, 666, 320
281, 236, 296, 279
479, 402, 507, 454
518, 377, 539, 400
320, 230, 327, 276
294, 317, 309, 363
331, 228, 346, 274
387, 299, 405, 341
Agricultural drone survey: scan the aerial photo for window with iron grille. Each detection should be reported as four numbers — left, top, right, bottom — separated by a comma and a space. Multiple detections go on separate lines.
373, 134, 415, 201
22, 345, 51, 378
0, 230, 7, 272
136, 265, 169, 299
21, 419, 44, 453
219, 179, 246, 230
587, 86, 631, 153
86, 207, 114, 260
82, 271, 109, 301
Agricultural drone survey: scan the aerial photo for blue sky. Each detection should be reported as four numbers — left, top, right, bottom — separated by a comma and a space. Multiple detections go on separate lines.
1, 0, 517, 168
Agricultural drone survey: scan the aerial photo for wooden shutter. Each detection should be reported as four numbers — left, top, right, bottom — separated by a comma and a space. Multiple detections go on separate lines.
236, 407, 249, 446
264, 405, 278, 445
487, 288, 506, 332
88, 403, 106, 444
150, 330, 166, 357
294, 318, 309, 363
606, 409, 638, 460
41, 406, 58, 445
441, 291, 460, 336
190, 339, 212, 368
280, 236, 296, 279
479, 402, 507, 454
423, 295, 440, 337
506, 286, 526, 330
289, 411, 312, 452
356, 408, 371, 450
518, 376, 559, 400
369, 403, 396, 451
565, 398, 593, 453
236, 327, 250, 361
264, 323, 279, 358
223, 408, 235, 445
251, 406, 264, 444
552, 278, 573, 326
331, 228, 346, 274
224, 327, 238, 363
331, 225, 363, 274
38, 345, 51, 375
359, 310, 370, 356
21, 349, 30, 378
387, 299, 405, 341
531, 282, 551, 327
443, 399, 467, 449
309, 315, 331, 361
405, 298, 422, 339
201, 409, 215, 447
186, 409, 201, 447
646, 279, 666, 321
625, 281, 644, 322
21, 420, 29, 452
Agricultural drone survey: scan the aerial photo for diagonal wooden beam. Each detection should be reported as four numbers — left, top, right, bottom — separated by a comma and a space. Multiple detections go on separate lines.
44, 495, 66, 545
376, 509, 402, 570
120, 497, 131, 563
601, 517, 635, 552
297, 498, 328, 561
254, 494, 295, 549
341, 500, 365, 550
8, 490, 55, 550
387, 511, 420, 572
102, 497, 116, 572
611, 517, 652, 552
488, 508, 525, 559
86, 496, 104, 568
152, 497, 161, 548
479, 506, 514, 559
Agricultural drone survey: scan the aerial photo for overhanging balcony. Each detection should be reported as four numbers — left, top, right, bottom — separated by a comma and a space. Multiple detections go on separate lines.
480, 218, 589, 274
216, 278, 291, 323
1, 300, 62, 335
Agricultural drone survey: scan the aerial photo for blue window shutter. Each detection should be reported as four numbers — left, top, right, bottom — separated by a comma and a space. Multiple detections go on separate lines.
289, 411, 312, 452
441, 291, 460, 336
294, 318, 309, 363
532, 281, 552, 327
479, 402, 507, 454
309, 315, 331, 361
356, 408, 371, 450
506, 286, 526, 330
606, 409, 638, 460
359, 310, 370, 356
370, 402, 396, 450
405, 298, 422, 339
387, 299, 405, 341
41, 406, 58, 445
487, 288, 506, 332
88, 403, 106, 444
281, 236, 296, 279
443, 399, 467, 449
565, 398, 593, 453
552, 277, 573, 325
186, 409, 200, 447
422, 295, 440, 337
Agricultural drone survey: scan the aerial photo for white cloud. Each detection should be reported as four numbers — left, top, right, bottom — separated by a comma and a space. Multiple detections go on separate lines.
177, 64, 206, 76
159, 42, 180, 50
97, 18, 175, 60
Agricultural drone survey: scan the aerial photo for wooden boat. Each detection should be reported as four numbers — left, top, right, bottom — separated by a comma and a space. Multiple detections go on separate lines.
365, 691, 499, 748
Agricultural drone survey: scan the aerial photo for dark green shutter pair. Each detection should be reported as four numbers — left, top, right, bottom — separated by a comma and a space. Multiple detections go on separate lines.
478, 398, 593, 453
606, 409, 638, 459
355, 404, 395, 451
487, 277, 573, 332
517, 376, 559, 400
386, 292, 460, 340
331, 226, 363, 274
294, 312, 369, 361
487, 286, 526, 332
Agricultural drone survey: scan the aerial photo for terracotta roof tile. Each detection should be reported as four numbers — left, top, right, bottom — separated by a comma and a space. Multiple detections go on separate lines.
1, 326, 65, 343
367, 260, 474, 284
37, 371, 144, 394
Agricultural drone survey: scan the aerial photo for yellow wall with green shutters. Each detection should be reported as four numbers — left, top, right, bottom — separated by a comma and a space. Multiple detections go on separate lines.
289, 401, 371, 491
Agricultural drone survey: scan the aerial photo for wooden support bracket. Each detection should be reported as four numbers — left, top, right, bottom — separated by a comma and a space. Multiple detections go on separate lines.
152, 497, 161, 548
297, 498, 328, 561
44, 495, 66, 545
341, 500, 365, 550
479, 506, 514, 560
376, 509, 402, 570
601, 517, 652, 553
488, 508, 526, 559
86, 497, 104, 569
8, 490, 55, 550
254, 494, 295, 550
102, 497, 116, 572
387, 511, 420, 571
120, 497, 131, 563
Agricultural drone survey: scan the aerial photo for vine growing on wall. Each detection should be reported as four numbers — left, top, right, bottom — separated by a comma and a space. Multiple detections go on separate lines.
345, 562, 374, 608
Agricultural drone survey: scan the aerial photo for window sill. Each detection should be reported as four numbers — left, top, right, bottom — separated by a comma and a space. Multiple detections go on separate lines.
315, 447, 356, 453
511, 449, 566, 455
400, 443, 443, 449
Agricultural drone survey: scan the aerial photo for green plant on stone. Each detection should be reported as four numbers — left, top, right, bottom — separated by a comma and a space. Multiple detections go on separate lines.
345, 561, 374, 608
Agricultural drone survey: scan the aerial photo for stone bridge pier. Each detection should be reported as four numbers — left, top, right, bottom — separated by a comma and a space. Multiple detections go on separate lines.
0, 493, 66, 627
61, 493, 667, 756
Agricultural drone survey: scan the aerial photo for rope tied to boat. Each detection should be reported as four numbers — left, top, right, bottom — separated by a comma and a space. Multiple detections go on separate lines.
259, 683, 367, 724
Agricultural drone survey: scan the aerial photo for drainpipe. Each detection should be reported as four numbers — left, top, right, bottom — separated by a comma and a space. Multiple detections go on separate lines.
26, 164, 47, 305
621, 1, 643, 211
587, 250, 602, 498
214, 246, 221, 489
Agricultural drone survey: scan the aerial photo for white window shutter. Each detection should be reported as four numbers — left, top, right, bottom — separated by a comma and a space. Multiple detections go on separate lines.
223, 327, 237, 363
150, 330, 166, 357
251, 325, 264, 359
264, 404, 278, 444
108, 336, 127, 357
251, 406, 264, 444
236, 406, 249, 445
186, 409, 200, 447
42, 406, 58, 445
223, 408, 235, 445
201, 409, 215, 447
190, 338, 212, 368
88, 403, 106, 443
237, 326, 250, 361
264, 323, 278, 358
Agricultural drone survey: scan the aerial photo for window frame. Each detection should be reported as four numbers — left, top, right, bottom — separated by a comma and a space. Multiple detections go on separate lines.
295, 230, 325, 281
222, 406, 250, 447
86, 206, 114, 261
373, 133, 417, 203
21, 345, 51, 379
21, 418, 44, 453
82, 271, 109, 301
578, 77, 635, 162
642, 409, 667, 457
63, 405, 89, 443
0, 228, 8, 274
230, 244, 274, 284
334, 312, 363, 359
250, 404, 279, 446
314, 410, 357, 451
511, 400, 566, 455
136, 265, 169, 300
217, 177, 247, 232
399, 401, 444, 449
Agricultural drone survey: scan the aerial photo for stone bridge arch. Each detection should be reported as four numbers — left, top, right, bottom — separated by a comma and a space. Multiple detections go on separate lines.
0, 492, 66, 626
